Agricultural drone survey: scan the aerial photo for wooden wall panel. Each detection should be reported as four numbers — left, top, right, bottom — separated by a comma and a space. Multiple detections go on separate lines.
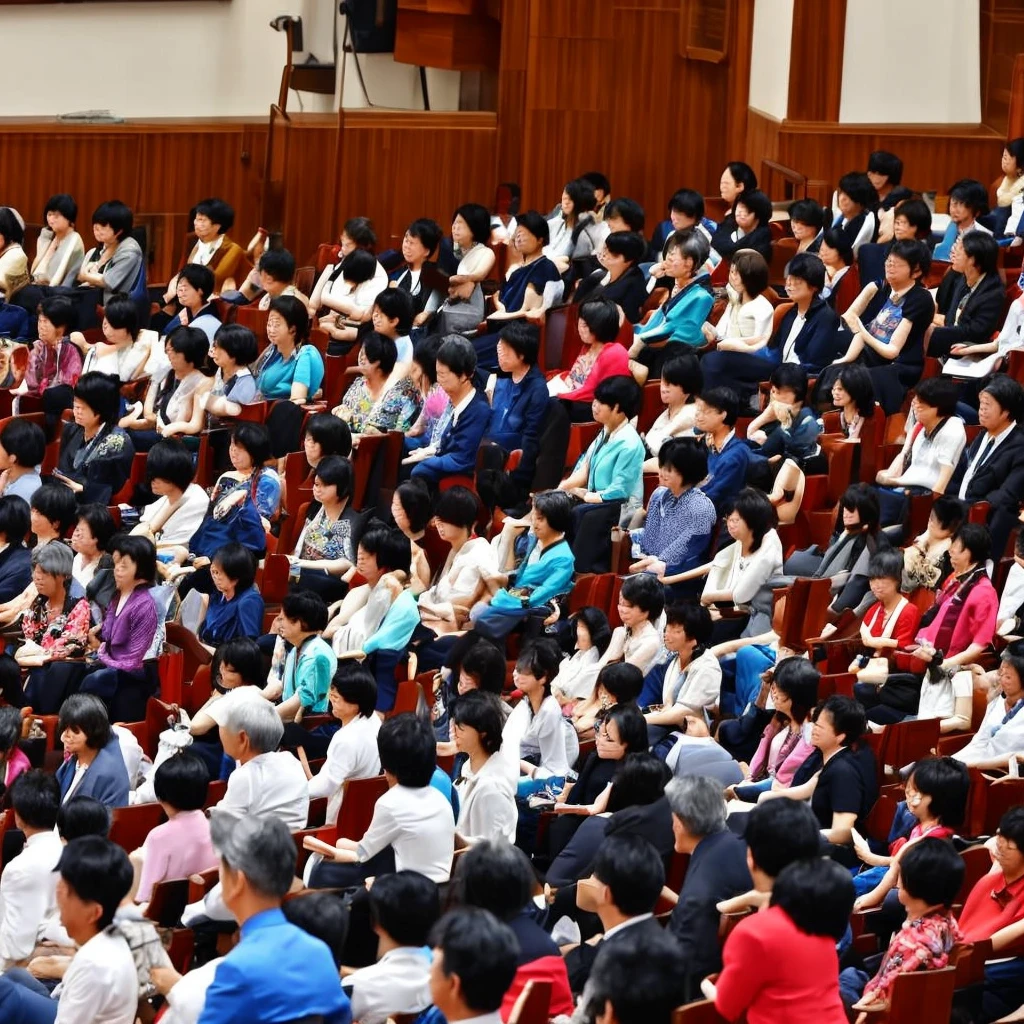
787, 0, 846, 122
279, 116, 338, 269
980, 0, 1024, 137
495, 0, 528, 184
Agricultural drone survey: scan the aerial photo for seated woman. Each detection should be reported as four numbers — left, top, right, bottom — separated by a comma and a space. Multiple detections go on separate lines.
198, 542, 264, 651
629, 228, 714, 383
0, 207, 29, 301
933, 179, 992, 261
432, 635, 508, 745
391, 479, 432, 592
402, 336, 448, 457
599, 574, 665, 676
306, 217, 387, 316
136, 439, 210, 552
55, 693, 130, 808
70, 201, 145, 329
572, 662, 644, 741
831, 172, 879, 256
71, 503, 116, 592
289, 455, 362, 604
55, 372, 135, 505
0, 418, 45, 504
201, 323, 260, 425
825, 238, 935, 414
0, 495, 33, 604
788, 198, 826, 254
302, 411, 353, 475
314, 248, 380, 354
160, 264, 221, 346
545, 178, 605, 272
552, 606, 611, 709
818, 228, 857, 312
708, 161, 758, 254
641, 354, 702, 472
269, 590, 337, 723
902, 495, 963, 593
992, 138, 1024, 235
436, 203, 497, 335
370, 288, 415, 371
830, 364, 877, 443
390, 217, 445, 326
77, 293, 149, 381
710, 189, 774, 264
0, 705, 29, 792
122, 326, 211, 452
15, 295, 82, 423
30, 193, 85, 289
227, 246, 310, 311
573, 230, 649, 325
747, 365, 824, 482
874, 377, 966, 526
333, 332, 421, 438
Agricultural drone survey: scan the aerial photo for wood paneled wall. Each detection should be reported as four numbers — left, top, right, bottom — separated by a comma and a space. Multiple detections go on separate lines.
786, 0, 846, 122
981, 0, 1024, 137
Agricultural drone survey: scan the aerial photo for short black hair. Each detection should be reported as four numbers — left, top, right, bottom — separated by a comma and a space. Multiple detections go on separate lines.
497, 321, 539, 365
606, 753, 671, 812
948, 178, 989, 215
0, 705, 20, 755
899, 837, 964, 908
661, 351, 702, 396
231, 421, 272, 468
453, 203, 492, 244
259, 248, 297, 284
837, 172, 878, 210
267, 294, 310, 346
619, 572, 665, 619
343, 216, 377, 249
582, 171, 611, 195
531, 490, 573, 535
57, 797, 111, 841
909, 756, 970, 828
214, 637, 267, 689
515, 639, 561, 695
378, 712, 436, 787
459, 640, 507, 696
1007, 139, 1024, 174
281, 589, 329, 633
0, 493, 29, 546
820, 227, 855, 266
770, 857, 855, 941
596, 662, 644, 704
330, 661, 378, 717
785, 251, 826, 292
772, 657, 820, 724
430, 908, 518, 1014
436, 335, 477, 379
893, 198, 934, 239
304, 412, 352, 459
213, 542, 258, 592
932, 494, 966, 532
664, 601, 714, 647
153, 750, 210, 811
58, 693, 112, 750
39, 295, 75, 333
743, 799, 821, 878
11, 769, 61, 830
594, 375, 642, 418
370, 870, 440, 946
57, 836, 134, 930
889, 238, 931, 280
340, 248, 377, 286
999, 806, 1024, 849
281, 891, 350, 969
145, 438, 195, 491
728, 487, 776, 552
867, 150, 904, 185
406, 218, 442, 254
0, 208, 23, 247
373, 287, 415, 335
981, 374, 1024, 422
44, 193, 78, 224
601, 702, 648, 753
604, 198, 645, 232
658, 437, 707, 486
732, 249, 770, 297
213, 323, 259, 366
668, 189, 704, 219
954, 522, 991, 566
434, 485, 480, 531
604, 230, 647, 264
515, 210, 550, 246
590, 834, 665, 916
578, 298, 620, 343
700, 386, 739, 426
835, 365, 876, 420
166, 325, 211, 369
867, 549, 904, 583
31, 484, 78, 535
735, 189, 772, 226
74, 371, 122, 425
770, 363, 809, 403
788, 199, 825, 231
962, 231, 1000, 276
454, 840, 533, 921
725, 161, 758, 193
362, 332, 398, 376
178, 263, 216, 303
359, 524, 412, 575
817, 694, 865, 747
194, 197, 235, 234
914, 376, 960, 418
0, 418, 46, 470
313, 454, 353, 502
91, 200, 133, 240
102, 294, 140, 339
563, 179, 597, 217
76, 504, 117, 551
111, 533, 157, 585
450, 691, 505, 755
394, 479, 433, 533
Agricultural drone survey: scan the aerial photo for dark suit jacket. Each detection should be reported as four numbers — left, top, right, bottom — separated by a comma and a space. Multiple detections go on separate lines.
0, 543, 31, 604
411, 390, 491, 484
935, 270, 1006, 343
710, 222, 773, 262
566, 915, 670, 995
768, 297, 840, 372
56, 737, 130, 808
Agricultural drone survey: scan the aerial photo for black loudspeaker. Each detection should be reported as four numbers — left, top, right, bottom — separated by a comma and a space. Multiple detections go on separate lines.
341, 0, 397, 54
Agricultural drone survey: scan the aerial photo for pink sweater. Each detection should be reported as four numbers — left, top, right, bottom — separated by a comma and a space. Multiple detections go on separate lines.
136, 809, 218, 903
560, 341, 630, 404
4, 747, 30, 791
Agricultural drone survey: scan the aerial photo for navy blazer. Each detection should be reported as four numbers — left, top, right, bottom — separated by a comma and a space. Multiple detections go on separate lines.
935, 270, 1006, 343
484, 365, 549, 485
411, 390, 491, 485
0, 543, 31, 604
768, 297, 841, 372
56, 736, 130, 809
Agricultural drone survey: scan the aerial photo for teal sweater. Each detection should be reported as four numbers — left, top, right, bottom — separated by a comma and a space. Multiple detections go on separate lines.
576, 422, 644, 505
491, 536, 575, 611
634, 273, 714, 347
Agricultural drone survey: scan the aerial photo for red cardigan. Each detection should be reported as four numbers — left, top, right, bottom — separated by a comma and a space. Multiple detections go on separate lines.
560, 341, 630, 404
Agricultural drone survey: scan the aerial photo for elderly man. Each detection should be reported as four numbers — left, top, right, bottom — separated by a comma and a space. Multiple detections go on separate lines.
665, 775, 751, 1002
195, 815, 350, 1024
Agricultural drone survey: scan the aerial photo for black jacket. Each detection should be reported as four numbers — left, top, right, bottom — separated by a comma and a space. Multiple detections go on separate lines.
935, 270, 1006, 343
768, 297, 841, 372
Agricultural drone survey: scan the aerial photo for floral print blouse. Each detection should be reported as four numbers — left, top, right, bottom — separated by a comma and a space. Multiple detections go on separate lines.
299, 507, 355, 563
21, 592, 90, 659
210, 468, 282, 522
862, 910, 963, 1002
340, 375, 423, 434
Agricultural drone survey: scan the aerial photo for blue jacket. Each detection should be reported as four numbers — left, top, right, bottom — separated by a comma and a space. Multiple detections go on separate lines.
0, 544, 31, 604
634, 275, 714, 348
767, 298, 840, 372
491, 536, 575, 611
485, 365, 549, 484
412, 390, 490, 484
56, 737, 130, 809
200, 585, 265, 646
700, 434, 751, 515
576, 423, 644, 505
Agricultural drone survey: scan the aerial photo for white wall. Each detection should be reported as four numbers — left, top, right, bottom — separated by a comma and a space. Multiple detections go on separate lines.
748, 0, 794, 120
0, 0, 459, 118
839, 0, 981, 123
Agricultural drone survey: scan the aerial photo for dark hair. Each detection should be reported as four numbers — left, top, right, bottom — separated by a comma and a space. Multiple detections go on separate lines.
194, 197, 235, 234
213, 323, 259, 366
39, 295, 75, 333
731, 249, 770, 297
744, 799, 822, 878
304, 412, 352, 459
700, 386, 739, 426
820, 227, 855, 266
867, 549, 904, 583
268, 294, 310, 346
725, 161, 758, 194
531, 490, 573, 535
867, 150, 904, 186
619, 572, 665, 620
73, 371, 122, 425
313, 454, 354, 503
578, 297, 621, 343
606, 753, 671, 812
661, 352, 702, 398
893, 198, 934, 240
0, 704, 20, 756
770, 363, 809, 404
340, 248, 377, 286
899, 837, 965, 908
57, 797, 111, 841
75, 504, 116, 550
0, 418, 46, 469
436, 335, 477, 379
412, 334, 442, 386
393, 479, 433, 533
11, 770, 61, 831
153, 750, 210, 811
58, 836, 134, 930
450, 691, 505, 755
948, 178, 989, 216
931, 495, 966, 532
369, 871, 440, 946
212, 542, 257, 592
953, 522, 991, 567
816, 694, 865, 747
460, 640, 507, 696
231, 421, 272, 468
378, 712, 436, 787
664, 601, 714, 648
788, 199, 825, 231
835, 365, 876, 420
772, 657, 820, 726
102, 294, 140, 339
604, 230, 647, 265
0, 494, 29, 546
582, 171, 611, 196
454, 840, 533, 921
259, 248, 297, 284
601, 703, 648, 755
909, 756, 970, 828
435, 485, 480, 531
594, 375, 642, 418
837, 171, 878, 210
281, 891, 350, 969
359, 524, 412, 575
430, 908, 518, 1014
771, 857, 855, 940
1006, 139, 1024, 174
145, 438, 196, 491
362, 332, 398, 376
178, 263, 216, 304
658, 437, 707, 487
91, 200, 133, 239
571, 606, 612, 655
591, 834, 665, 915
214, 637, 267, 690
962, 231, 1000, 276
406, 218, 442, 254
784, 251, 826, 292
110, 533, 157, 584
497, 321, 539, 365
44, 193, 78, 224
0, 208, 23, 248
999, 806, 1024, 849
889, 238, 931, 280
343, 216, 377, 249
330, 661, 378, 717
728, 488, 776, 552
596, 662, 644, 704
57, 693, 112, 751
453, 203, 491, 245
668, 189, 705, 219
914, 376, 960, 418
562, 179, 597, 221
281, 589, 329, 633
604, 198, 645, 233
515, 638, 561, 696
373, 287, 415, 335
735, 189, 772, 227
981, 374, 1024, 422
31, 484, 77, 535
514, 210, 550, 246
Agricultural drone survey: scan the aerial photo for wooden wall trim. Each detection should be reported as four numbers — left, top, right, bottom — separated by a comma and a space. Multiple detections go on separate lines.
786, 0, 846, 122
338, 110, 497, 130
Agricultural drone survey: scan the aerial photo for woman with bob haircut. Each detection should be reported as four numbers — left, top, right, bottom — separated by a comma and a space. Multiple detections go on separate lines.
71, 503, 116, 591
436, 203, 496, 336
0, 494, 32, 605
56, 372, 135, 505
485, 210, 561, 325
390, 478, 432, 592
0, 418, 45, 503
137, 438, 209, 550
710, 189, 773, 263
78, 292, 149, 381
450, 690, 517, 845
199, 542, 263, 650
185, 197, 247, 294
788, 198, 826, 254
334, 331, 421, 436
708, 161, 758, 255
391, 217, 445, 322
641, 353, 703, 471
315, 248, 380, 351
573, 230, 649, 324
31, 193, 85, 289
55, 692, 131, 808
202, 322, 259, 426
547, 297, 630, 410
160, 263, 221, 345
76, 200, 144, 307
831, 171, 879, 256
545, 178, 604, 268
552, 606, 612, 707
830, 364, 876, 442
303, 411, 352, 467
0, 206, 28, 301
255, 293, 324, 404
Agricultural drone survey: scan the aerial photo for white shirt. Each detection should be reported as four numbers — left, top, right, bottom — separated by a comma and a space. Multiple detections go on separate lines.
602, 912, 654, 942
449, 387, 476, 427
455, 754, 517, 844
419, 537, 497, 618
959, 423, 1014, 500
344, 946, 433, 1024
917, 667, 973, 722
954, 693, 1024, 767
554, 647, 602, 701
216, 750, 309, 831
661, 648, 722, 712
896, 418, 967, 492
139, 484, 210, 547
502, 695, 579, 781
713, 294, 774, 343
162, 959, 220, 1024
307, 714, 382, 825
54, 926, 138, 1024
0, 829, 63, 966
782, 310, 808, 364
357, 784, 454, 882
999, 563, 1024, 623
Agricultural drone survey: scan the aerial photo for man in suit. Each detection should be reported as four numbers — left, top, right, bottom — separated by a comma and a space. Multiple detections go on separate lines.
949, 374, 1024, 559
929, 232, 1005, 358
405, 335, 490, 487
565, 834, 671, 996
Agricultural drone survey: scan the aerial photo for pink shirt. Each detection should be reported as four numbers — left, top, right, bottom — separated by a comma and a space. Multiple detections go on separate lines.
136, 809, 217, 903
4, 748, 30, 791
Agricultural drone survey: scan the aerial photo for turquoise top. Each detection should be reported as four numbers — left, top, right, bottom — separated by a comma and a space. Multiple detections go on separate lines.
283, 634, 337, 712
256, 344, 325, 400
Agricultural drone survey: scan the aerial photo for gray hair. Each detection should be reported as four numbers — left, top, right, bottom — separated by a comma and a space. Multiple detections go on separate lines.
665, 227, 711, 273
32, 540, 73, 582
665, 775, 727, 837
209, 812, 295, 898
221, 698, 283, 754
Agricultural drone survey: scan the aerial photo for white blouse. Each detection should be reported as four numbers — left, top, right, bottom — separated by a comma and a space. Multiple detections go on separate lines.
502, 695, 579, 780
714, 293, 774, 343
455, 753, 517, 844
553, 647, 602, 701
307, 713, 382, 825
418, 537, 497, 620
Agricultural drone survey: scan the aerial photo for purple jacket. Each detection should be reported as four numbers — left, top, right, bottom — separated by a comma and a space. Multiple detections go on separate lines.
99, 585, 158, 672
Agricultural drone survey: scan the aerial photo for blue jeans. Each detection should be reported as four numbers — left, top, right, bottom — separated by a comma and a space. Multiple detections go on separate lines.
734, 645, 776, 714
0, 974, 57, 1024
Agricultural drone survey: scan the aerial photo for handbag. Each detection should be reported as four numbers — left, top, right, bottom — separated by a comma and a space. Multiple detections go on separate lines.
188, 496, 266, 559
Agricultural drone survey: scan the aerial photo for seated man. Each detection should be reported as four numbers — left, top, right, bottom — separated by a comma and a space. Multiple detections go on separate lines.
929, 232, 1004, 359
694, 387, 751, 516
933, 178, 993, 261
231, 248, 310, 312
